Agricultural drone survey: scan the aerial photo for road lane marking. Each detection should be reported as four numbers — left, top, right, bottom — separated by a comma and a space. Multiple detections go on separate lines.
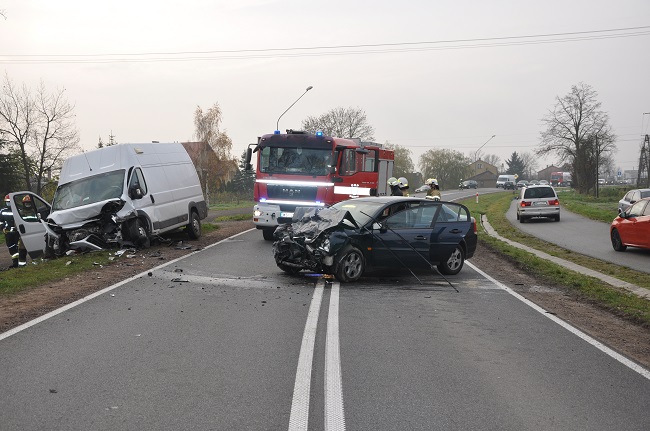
288, 280, 324, 431
325, 281, 346, 431
467, 261, 650, 380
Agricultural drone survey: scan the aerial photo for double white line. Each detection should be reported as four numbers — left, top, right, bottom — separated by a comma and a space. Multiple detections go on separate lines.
288, 279, 346, 431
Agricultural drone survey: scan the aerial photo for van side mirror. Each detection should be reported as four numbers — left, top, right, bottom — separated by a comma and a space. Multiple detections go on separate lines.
129, 186, 143, 199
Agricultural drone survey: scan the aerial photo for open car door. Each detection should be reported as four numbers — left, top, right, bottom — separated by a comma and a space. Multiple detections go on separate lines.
8, 192, 51, 259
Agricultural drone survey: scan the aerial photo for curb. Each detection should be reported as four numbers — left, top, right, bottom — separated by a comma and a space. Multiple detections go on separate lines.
480, 214, 650, 300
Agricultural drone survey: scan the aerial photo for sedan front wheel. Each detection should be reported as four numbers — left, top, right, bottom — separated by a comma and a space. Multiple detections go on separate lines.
334, 246, 365, 282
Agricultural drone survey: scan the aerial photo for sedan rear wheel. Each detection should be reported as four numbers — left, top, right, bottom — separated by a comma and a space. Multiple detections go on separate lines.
334, 246, 365, 282
438, 245, 464, 275
611, 228, 627, 252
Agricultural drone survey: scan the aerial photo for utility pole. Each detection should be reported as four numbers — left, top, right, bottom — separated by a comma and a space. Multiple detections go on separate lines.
637, 134, 650, 187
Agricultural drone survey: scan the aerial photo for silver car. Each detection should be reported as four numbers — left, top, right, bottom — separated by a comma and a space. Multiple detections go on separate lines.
516, 185, 560, 222
618, 188, 650, 214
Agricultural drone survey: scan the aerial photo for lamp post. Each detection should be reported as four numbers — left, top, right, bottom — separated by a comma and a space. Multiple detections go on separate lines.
276, 86, 313, 133
474, 135, 496, 162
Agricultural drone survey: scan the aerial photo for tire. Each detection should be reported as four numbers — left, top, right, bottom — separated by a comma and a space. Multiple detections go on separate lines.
187, 211, 201, 239
554, 214, 560, 222
128, 218, 150, 248
334, 246, 365, 282
438, 245, 464, 275
519, 215, 526, 223
516, 212, 520, 220
611, 229, 627, 252
262, 229, 275, 241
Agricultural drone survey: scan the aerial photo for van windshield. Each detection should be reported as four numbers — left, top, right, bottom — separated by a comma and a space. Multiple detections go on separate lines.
52, 170, 126, 211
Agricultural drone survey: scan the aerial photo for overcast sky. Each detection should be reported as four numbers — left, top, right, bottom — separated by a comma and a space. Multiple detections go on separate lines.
2, 0, 649, 176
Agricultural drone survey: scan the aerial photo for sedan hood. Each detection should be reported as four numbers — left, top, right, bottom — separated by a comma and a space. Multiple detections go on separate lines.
290, 207, 358, 241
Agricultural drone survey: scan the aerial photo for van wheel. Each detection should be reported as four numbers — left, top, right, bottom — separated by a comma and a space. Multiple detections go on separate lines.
129, 218, 150, 248
187, 211, 201, 239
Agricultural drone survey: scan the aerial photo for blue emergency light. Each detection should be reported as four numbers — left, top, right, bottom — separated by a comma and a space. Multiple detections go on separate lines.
274, 130, 281, 134
316, 131, 323, 137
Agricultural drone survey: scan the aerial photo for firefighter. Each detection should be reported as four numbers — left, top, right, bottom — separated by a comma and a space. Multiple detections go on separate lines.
387, 177, 402, 196
397, 177, 410, 196
1, 194, 27, 268
425, 178, 441, 201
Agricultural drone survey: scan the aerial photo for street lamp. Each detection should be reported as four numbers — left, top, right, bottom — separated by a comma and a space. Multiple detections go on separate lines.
474, 135, 496, 162
276, 86, 313, 133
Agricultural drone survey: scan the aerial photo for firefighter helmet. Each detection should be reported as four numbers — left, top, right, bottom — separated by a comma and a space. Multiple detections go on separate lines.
397, 177, 409, 189
387, 177, 398, 186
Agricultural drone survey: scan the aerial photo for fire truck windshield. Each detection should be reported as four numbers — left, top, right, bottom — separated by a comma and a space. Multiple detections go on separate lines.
259, 146, 331, 176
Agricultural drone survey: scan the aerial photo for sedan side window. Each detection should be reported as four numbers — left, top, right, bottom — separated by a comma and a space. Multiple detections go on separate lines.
627, 200, 646, 218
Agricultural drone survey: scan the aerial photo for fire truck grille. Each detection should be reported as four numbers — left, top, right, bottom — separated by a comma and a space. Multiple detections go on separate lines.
267, 184, 318, 201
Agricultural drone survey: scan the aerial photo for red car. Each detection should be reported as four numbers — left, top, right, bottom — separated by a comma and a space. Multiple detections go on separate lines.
610, 197, 650, 251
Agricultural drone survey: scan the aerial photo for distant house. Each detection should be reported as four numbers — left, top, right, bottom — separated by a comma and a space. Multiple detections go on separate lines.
181, 141, 238, 202
537, 165, 563, 182
470, 159, 498, 177
464, 159, 498, 187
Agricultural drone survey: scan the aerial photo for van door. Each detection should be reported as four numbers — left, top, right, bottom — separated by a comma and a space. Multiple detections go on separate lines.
9, 192, 51, 258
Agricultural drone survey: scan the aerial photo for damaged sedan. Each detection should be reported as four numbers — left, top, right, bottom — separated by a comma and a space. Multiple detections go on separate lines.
272, 196, 477, 282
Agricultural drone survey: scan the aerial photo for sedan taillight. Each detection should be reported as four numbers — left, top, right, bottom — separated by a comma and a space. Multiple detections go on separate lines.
549, 199, 560, 206
520, 200, 531, 207
471, 216, 477, 233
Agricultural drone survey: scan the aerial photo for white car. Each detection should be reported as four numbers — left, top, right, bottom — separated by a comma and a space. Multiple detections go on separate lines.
516, 185, 560, 223
618, 188, 650, 214
414, 185, 431, 193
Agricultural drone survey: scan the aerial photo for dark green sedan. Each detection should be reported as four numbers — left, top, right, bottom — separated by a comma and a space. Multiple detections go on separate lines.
272, 196, 478, 282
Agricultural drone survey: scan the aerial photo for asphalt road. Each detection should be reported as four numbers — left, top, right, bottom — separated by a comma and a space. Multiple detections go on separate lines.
503, 193, 650, 273
1, 228, 649, 430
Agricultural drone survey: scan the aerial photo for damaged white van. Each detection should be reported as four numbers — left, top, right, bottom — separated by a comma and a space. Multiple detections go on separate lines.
36, 143, 207, 257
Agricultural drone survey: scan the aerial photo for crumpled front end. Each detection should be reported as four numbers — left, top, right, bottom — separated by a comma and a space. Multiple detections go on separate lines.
272, 207, 357, 274
43, 199, 142, 257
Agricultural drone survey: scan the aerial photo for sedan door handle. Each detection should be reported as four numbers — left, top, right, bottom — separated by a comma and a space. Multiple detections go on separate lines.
449, 229, 462, 234
414, 235, 428, 240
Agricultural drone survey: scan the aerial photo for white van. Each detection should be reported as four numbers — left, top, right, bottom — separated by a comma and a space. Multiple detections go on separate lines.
12, 143, 208, 257
496, 174, 516, 188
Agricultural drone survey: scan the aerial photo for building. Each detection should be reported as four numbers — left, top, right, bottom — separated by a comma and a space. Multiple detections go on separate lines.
465, 159, 498, 187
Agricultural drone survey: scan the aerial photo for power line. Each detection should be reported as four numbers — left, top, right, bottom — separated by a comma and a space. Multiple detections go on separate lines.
1, 26, 648, 65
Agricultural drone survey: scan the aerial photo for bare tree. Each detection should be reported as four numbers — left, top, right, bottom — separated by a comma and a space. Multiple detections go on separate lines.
520, 152, 539, 180
0, 74, 80, 194
301, 107, 375, 140
482, 153, 501, 168
538, 83, 616, 193
194, 102, 232, 160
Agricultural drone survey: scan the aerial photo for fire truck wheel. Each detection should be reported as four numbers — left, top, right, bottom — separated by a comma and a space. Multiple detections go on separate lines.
262, 229, 275, 241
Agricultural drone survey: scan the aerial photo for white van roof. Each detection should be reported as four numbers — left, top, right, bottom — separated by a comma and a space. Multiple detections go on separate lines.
58, 143, 191, 185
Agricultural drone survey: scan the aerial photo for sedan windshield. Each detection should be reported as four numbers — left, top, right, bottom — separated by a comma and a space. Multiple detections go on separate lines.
52, 170, 125, 211
331, 200, 387, 227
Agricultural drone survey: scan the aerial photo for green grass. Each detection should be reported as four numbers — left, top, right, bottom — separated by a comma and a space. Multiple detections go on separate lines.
209, 200, 255, 211
461, 191, 650, 326
0, 250, 115, 295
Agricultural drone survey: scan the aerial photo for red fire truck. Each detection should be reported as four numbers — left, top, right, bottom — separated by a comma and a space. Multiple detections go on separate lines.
245, 130, 395, 240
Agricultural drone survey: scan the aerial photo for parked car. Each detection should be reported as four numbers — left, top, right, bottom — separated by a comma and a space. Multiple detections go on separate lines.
539, 180, 549, 185
610, 198, 650, 252
618, 188, 650, 214
272, 196, 478, 282
503, 181, 516, 190
516, 180, 528, 188
459, 180, 478, 189
516, 185, 560, 222
414, 184, 431, 193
